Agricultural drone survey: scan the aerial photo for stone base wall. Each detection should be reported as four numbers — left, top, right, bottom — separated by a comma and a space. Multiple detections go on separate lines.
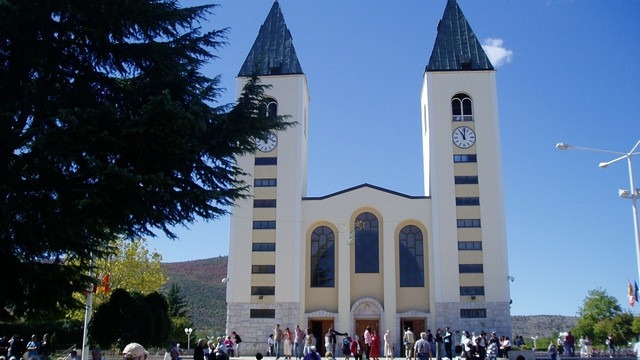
225, 302, 300, 356
436, 301, 512, 337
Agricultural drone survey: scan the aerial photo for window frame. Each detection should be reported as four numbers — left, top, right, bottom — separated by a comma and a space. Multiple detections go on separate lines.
253, 220, 276, 229
310, 225, 336, 288
399, 225, 425, 287
355, 212, 380, 273
252, 243, 276, 252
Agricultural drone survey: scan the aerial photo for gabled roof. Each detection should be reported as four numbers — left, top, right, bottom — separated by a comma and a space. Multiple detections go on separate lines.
426, 0, 494, 71
238, 1, 303, 77
303, 183, 429, 201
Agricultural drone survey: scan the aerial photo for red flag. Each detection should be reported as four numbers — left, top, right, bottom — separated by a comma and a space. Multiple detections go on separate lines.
103, 273, 110, 293
629, 281, 635, 307
95, 273, 110, 293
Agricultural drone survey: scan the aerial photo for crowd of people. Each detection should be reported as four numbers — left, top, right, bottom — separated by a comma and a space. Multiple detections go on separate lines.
409, 328, 513, 360
246, 324, 516, 360
0, 334, 52, 360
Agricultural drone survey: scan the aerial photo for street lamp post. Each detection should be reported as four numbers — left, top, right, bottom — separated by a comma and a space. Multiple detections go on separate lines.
531, 336, 538, 351
185, 328, 193, 350
556, 140, 640, 282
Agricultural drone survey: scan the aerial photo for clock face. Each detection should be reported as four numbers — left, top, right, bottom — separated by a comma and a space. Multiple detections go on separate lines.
255, 132, 278, 152
452, 126, 476, 149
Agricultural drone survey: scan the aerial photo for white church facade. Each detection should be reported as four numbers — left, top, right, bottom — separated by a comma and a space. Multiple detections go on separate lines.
225, 0, 512, 353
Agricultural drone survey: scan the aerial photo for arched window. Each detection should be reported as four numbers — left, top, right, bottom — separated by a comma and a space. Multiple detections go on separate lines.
260, 97, 278, 117
399, 225, 424, 287
310, 226, 335, 287
451, 93, 472, 121
355, 212, 379, 273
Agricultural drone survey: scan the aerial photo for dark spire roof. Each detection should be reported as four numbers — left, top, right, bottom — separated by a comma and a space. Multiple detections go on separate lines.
238, 1, 303, 76
426, 0, 494, 71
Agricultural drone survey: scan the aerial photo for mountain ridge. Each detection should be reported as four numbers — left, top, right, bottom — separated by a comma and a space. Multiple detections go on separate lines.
163, 256, 578, 337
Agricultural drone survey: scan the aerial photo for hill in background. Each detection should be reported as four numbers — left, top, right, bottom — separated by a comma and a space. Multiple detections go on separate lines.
164, 256, 578, 338
163, 256, 228, 335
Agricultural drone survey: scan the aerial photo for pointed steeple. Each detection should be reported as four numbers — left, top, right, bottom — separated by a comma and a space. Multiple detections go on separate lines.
426, 0, 493, 71
238, 1, 303, 76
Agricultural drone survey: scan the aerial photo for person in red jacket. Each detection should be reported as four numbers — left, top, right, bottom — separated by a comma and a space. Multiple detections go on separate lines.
351, 335, 364, 360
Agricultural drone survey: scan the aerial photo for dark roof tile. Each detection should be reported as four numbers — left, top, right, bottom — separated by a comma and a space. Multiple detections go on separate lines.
427, 0, 493, 71
238, 1, 303, 76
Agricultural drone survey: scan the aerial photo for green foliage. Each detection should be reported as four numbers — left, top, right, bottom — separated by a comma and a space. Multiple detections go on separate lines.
574, 288, 636, 347
632, 316, 640, 334
167, 283, 189, 318
90, 288, 171, 348
67, 238, 168, 321
170, 316, 195, 349
0, 0, 291, 320
163, 257, 227, 334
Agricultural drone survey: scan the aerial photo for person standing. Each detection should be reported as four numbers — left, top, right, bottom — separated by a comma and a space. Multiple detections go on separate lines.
351, 335, 364, 360
565, 332, 575, 357
606, 334, 615, 358
384, 330, 394, 360
8, 334, 24, 360
342, 333, 353, 360
327, 326, 347, 357
294, 326, 306, 360
39, 335, 51, 359
369, 330, 381, 360
462, 332, 472, 360
435, 329, 443, 360
426, 331, 434, 359
194, 339, 206, 360
304, 329, 316, 356
284, 328, 293, 360
548, 341, 557, 360
443, 328, 452, 360
274, 324, 284, 360
231, 332, 242, 358
364, 327, 372, 360
403, 328, 415, 360
414, 333, 430, 360
26, 335, 39, 360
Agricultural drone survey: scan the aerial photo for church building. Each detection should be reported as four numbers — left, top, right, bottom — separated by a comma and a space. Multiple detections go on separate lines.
225, 0, 511, 353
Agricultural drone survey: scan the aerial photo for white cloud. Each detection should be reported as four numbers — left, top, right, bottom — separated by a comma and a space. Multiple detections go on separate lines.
482, 38, 513, 67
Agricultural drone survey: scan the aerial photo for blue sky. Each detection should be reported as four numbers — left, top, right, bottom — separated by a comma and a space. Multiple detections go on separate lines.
149, 0, 640, 317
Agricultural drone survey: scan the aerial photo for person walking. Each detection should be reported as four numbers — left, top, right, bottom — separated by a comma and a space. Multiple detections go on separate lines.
403, 328, 415, 360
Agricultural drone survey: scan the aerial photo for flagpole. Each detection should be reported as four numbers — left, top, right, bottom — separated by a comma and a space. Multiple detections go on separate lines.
81, 258, 93, 360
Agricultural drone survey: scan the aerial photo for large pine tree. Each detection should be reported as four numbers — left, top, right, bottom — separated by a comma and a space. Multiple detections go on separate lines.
0, 0, 289, 320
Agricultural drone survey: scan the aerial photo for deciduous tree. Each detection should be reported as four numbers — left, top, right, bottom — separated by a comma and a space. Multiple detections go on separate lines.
574, 288, 635, 348
0, 0, 290, 319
